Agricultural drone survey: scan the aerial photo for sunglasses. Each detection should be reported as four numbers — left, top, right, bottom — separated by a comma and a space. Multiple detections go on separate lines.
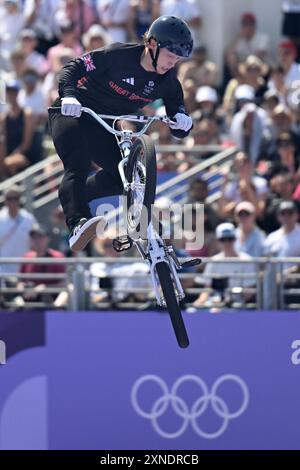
219, 237, 235, 242
237, 210, 252, 217
278, 141, 293, 147
6, 196, 20, 201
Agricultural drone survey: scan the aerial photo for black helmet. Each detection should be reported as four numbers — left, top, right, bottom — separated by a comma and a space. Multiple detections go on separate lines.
146, 16, 193, 58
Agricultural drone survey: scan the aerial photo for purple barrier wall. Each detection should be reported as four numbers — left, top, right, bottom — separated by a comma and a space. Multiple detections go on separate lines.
0, 311, 300, 450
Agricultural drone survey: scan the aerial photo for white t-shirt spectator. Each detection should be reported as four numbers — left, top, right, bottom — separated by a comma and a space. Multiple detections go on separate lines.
0, 207, 37, 274
202, 251, 256, 289
264, 224, 300, 258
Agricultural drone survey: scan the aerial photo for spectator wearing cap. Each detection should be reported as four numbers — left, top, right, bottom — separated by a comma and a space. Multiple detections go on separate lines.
17, 224, 66, 305
235, 85, 257, 108
19, 29, 48, 77
82, 24, 110, 52
267, 65, 288, 105
178, 45, 218, 88
0, 0, 24, 60
193, 222, 256, 308
264, 200, 300, 264
225, 12, 271, 78
47, 20, 82, 73
234, 201, 265, 257
183, 205, 219, 260
0, 79, 42, 176
0, 186, 37, 274
186, 176, 220, 229
269, 104, 300, 156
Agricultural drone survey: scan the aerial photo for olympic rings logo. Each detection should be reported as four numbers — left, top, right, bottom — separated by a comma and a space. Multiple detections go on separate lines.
131, 374, 249, 439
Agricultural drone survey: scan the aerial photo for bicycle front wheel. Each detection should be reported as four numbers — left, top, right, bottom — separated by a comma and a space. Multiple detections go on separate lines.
124, 135, 156, 240
156, 262, 190, 349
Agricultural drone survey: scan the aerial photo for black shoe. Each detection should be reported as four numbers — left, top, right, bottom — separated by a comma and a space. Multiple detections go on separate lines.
69, 216, 107, 251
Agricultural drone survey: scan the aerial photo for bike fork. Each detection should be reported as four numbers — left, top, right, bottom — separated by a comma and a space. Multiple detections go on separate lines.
135, 222, 185, 307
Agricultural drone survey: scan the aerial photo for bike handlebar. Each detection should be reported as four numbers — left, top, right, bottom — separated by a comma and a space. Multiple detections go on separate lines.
48, 106, 176, 138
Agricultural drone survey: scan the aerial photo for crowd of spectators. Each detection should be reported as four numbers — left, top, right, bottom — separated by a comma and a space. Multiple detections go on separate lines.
1, 1, 300, 310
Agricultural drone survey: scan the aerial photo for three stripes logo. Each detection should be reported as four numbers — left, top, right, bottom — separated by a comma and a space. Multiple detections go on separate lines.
122, 77, 135, 86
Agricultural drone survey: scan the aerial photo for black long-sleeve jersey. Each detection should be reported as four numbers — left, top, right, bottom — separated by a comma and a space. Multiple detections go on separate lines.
55, 43, 191, 138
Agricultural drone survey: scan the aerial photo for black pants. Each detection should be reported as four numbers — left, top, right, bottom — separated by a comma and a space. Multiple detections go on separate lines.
48, 111, 123, 231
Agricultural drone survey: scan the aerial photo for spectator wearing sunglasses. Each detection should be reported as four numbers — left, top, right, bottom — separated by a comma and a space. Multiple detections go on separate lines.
264, 200, 300, 261
193, 222, 256, 308
0, 186, 37, 274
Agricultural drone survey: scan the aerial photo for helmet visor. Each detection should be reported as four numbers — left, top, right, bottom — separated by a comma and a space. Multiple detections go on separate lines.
163, 41, 193, 58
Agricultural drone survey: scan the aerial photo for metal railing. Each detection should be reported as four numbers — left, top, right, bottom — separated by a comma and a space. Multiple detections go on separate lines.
0, 256, 299, 311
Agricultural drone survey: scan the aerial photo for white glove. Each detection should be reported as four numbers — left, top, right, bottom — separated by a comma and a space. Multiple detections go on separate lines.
169, 113, 192, 132
61, 97, 82, 117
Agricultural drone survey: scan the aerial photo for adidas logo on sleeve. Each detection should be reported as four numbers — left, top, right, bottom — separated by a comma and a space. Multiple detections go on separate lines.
122, 77, 135, 86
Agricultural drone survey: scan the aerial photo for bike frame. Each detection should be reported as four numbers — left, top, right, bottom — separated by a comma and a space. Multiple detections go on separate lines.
81, 107, 185, 306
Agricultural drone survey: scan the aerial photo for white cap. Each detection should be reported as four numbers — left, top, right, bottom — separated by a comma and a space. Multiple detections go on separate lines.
216, 222, 236, 240
235, 201, 255, 214
235, 84, 255, 101
196, 86, 218, 103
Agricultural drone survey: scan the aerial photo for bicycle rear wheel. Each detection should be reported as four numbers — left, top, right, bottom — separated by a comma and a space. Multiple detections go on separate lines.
124, 135, 156, 240
155, 262, 189, 348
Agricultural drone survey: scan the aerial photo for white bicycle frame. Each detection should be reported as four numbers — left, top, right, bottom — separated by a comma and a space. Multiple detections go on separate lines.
81, 107, 185, 306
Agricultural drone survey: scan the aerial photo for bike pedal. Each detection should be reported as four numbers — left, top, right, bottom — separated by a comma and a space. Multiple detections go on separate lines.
112, 236, 133, 253
181, 258, 202, 268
